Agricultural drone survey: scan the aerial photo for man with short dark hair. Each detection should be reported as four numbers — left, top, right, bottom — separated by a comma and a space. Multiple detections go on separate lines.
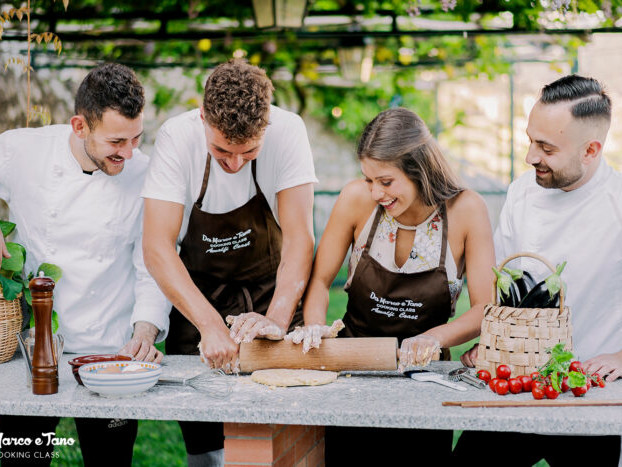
142, 59, 317, 465
0, 62, 170, 466
455, 74, 622, 466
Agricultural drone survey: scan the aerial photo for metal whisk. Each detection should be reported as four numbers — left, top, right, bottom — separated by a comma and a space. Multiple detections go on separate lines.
158, 370, 234, 399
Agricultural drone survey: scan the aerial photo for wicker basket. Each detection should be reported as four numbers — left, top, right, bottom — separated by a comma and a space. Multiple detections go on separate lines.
475, 252, 572, 377
0, 292, 22, 363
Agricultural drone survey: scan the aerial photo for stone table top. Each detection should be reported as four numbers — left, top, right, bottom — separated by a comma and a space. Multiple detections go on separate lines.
2, 353, 622, 435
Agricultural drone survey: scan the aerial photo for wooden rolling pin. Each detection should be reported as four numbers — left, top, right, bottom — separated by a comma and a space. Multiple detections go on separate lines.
239, 337, 398, 373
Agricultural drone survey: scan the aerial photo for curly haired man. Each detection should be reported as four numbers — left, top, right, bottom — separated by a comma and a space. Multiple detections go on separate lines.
141, 59, 317, 465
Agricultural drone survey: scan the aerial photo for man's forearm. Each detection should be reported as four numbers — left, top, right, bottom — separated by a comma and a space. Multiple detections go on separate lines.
266, 234, 314, 328
143, 242, 223, 334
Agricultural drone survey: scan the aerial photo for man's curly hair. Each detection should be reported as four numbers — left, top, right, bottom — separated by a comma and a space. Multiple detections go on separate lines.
202, 59, 274, 144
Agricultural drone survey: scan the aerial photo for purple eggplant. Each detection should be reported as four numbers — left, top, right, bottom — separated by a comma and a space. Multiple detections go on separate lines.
517, 262, 567, 309
493, 267, 520, 307
514, 271, 536, 300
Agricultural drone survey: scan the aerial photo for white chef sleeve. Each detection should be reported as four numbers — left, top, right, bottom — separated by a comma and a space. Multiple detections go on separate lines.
129, 204, 171, 342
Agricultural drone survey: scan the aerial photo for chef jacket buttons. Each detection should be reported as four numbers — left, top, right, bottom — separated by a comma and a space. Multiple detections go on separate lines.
53, 166, 63, 177
97, 255, 103, 262
49, 248, 56, 254
50, 211, 57, 218
89, 290, 95, 297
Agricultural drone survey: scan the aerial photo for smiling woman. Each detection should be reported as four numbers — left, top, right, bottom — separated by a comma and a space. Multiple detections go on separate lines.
287, 106, 496, 466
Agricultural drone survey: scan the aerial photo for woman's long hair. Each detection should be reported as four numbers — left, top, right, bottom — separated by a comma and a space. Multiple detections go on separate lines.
357, 108, 463, 207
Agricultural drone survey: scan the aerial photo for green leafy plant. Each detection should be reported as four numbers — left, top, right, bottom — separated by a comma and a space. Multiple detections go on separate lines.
538, 343, 587, 392
0, 220, 62, 331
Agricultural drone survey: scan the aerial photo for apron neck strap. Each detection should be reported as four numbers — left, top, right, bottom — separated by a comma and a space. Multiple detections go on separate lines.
438, 202, 449, 268
196, 153, 212, 207
250, 159, 261, 193
196, 155, 261, 207
363, 206, 384, 254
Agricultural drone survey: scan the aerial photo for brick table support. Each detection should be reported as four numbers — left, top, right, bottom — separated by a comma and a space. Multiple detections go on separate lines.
224, 423, 325, 467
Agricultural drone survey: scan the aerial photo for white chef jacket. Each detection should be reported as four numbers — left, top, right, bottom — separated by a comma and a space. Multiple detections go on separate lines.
0, 125, 170, 354
494, 158, 622, 360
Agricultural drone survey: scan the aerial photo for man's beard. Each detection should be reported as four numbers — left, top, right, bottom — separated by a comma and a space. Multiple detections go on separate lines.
84, 141, 122, 176
533, 161, 583, 189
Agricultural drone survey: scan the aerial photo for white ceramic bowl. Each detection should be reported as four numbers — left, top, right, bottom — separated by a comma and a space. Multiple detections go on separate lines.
78, 361, 162, 397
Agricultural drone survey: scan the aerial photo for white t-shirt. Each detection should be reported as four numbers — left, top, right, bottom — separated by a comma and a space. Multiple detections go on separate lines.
0, 125, 171, 354
141, 106, 318, 243
494, 158, 622, 360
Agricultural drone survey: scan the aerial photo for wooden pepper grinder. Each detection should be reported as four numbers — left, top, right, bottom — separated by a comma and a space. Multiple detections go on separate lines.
30, 272, 58, 395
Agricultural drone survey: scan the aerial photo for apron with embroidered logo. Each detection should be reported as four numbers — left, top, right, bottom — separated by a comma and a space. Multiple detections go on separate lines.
166, 154, 303, 355
342, 203, 453, 353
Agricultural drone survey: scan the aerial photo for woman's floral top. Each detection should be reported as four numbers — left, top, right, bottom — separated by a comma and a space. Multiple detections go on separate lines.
345, 206, 463, 312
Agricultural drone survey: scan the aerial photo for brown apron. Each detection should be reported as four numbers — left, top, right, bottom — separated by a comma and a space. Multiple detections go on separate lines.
166, 155, 303, 355
342, 204, 453, 356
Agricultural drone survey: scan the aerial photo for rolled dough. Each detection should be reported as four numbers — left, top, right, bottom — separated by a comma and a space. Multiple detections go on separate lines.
250, 369, 338, 387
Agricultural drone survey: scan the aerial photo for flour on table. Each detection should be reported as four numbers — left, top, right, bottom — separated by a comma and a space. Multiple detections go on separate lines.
250, 369, 338, 387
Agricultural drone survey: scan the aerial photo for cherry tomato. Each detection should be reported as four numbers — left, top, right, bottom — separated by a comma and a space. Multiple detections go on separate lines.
477, 370, 492, 383
532, 386, 545, 400
508, 378, 523, 394
489, 378, 500, 392
589, 373, 600, 388
569, 361, 584, 373
518, 375, 532, 392
561, 376, 570, 393
495, 379, 510, 395
530, 371, 542, 382
496, 364, 511, 380
544, 385, 560, 400
598, 378, 606, 388
571, 384, 588, 397
532, 380, 545, 391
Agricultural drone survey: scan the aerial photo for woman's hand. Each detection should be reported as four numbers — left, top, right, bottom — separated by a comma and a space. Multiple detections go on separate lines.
226, 312, 287, 343
460, 344, 479, 368
285, 319, 345, 353
398, 334, 441, 372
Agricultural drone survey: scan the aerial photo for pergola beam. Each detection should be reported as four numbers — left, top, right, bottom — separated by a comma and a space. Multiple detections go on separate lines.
1, 27, 617, 43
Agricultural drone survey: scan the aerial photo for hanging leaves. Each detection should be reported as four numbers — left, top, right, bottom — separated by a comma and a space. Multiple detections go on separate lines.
29, 105, 52, 126
1, 7, 29, 23
29, 32, 63, 55
0, 2, 67, 129
52, 0, 70, 11
3, 56, 33, 73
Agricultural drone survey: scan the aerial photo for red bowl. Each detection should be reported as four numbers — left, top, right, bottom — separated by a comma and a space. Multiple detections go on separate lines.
68, 354, 133, 385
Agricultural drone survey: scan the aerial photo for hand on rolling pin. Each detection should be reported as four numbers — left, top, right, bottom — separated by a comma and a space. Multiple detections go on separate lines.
226, 312, 286, 344
398, 334, 440, 372
284, 319, 345, 353
198, 322, 239, 374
